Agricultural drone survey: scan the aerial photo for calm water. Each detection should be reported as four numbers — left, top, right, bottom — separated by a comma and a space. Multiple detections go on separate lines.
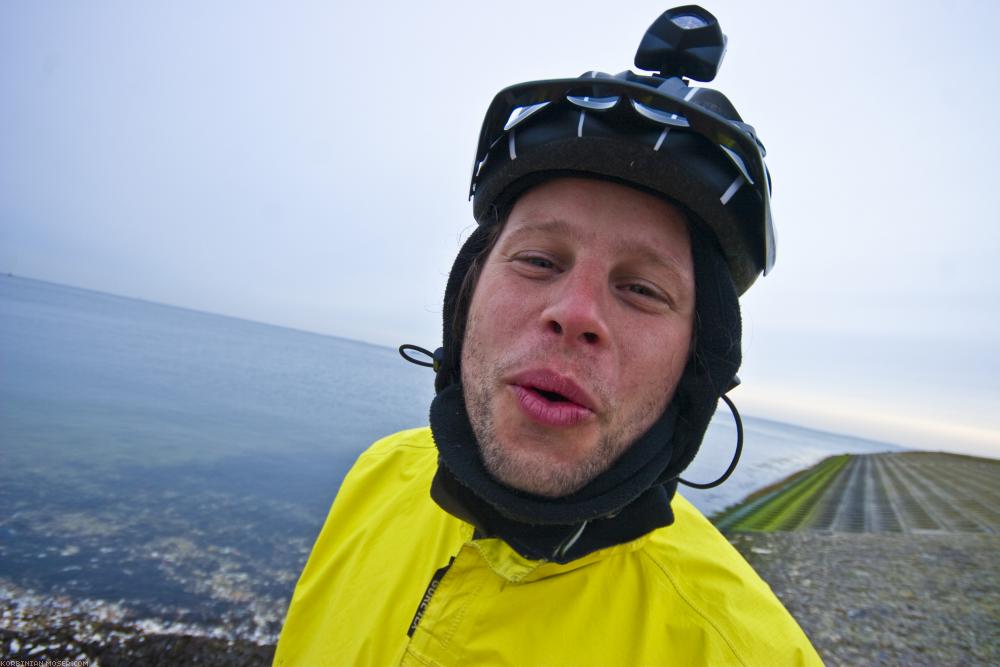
0, 276, 902, 641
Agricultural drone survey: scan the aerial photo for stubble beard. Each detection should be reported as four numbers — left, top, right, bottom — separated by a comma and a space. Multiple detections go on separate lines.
462, 342, 663, 498
464, 372, 618, 498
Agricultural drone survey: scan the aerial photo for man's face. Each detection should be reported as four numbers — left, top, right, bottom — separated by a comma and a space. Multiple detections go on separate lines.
461, 177, 696, 497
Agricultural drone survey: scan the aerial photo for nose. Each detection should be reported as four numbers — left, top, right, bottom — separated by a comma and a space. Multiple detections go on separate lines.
540, 264, 610, 348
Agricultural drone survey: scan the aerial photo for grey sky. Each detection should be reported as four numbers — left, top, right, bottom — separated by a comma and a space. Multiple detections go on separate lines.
2, 0, 998, 456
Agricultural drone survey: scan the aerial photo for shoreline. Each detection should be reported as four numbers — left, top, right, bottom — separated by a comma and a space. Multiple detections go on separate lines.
0, 580, 275, 664
3, 451, 997, 664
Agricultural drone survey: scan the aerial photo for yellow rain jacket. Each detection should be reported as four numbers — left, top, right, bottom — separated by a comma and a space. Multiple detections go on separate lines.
274, 428, 822, 666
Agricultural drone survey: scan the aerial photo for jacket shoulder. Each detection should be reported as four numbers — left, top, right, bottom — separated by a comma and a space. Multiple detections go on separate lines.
341, 427, 438, 484
365, 426, 437, 457
328, 426, 439, 520
638, 494, 823, 665
274, 426, 466, 666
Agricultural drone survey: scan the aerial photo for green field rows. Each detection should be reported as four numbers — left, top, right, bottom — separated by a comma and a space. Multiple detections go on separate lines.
712, 451, 1000, 534
713, 455, 852, 532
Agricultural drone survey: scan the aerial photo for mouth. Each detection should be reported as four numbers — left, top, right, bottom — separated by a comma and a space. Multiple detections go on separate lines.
508, 369, 597, 428
535, 388, 572, 402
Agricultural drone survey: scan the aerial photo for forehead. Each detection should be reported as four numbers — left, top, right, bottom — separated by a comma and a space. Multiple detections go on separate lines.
499, 177, 693, 270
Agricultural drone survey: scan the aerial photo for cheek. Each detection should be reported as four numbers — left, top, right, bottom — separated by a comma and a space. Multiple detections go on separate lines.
619, 324, 691, 397
468, 273, 534, 344
463, 275, 526, 373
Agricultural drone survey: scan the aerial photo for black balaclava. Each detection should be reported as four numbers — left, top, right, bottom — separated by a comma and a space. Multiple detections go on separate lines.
428, 180, 741, 562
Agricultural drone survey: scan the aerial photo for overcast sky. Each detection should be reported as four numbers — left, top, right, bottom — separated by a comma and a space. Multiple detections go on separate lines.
2, 0, 998, 456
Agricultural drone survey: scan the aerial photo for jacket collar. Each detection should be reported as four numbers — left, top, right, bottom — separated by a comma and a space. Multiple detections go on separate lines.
469, 532, 653, 583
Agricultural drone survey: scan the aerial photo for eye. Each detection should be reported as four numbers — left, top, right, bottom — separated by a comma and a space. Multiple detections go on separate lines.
525, 256, 555, 269
512, 253, 559, 273
624, 284, 657, 298
618, 281, 675, 311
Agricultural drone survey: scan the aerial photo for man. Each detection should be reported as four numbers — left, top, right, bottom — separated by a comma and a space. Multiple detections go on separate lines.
275, 6, 822, 665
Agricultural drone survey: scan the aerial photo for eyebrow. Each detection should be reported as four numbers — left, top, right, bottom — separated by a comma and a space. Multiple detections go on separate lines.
500, 218, 576, 246
615, 241, 692, 286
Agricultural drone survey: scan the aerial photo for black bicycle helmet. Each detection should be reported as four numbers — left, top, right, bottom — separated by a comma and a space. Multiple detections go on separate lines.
469, 4, 774, 295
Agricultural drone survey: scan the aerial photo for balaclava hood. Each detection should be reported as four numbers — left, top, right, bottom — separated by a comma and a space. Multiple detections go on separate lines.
428, 180, 741, 562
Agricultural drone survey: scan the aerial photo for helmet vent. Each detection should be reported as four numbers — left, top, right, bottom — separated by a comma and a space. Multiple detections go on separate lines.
720, 175, 746, 205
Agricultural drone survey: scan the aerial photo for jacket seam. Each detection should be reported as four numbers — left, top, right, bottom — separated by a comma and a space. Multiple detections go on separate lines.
441, 550, 488, 656
402, 645, 437, 667
639, 548, 750, 667
357, 444, 436, 468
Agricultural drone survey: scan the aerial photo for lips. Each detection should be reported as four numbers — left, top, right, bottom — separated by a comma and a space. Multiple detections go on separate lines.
508, 369, 597, 427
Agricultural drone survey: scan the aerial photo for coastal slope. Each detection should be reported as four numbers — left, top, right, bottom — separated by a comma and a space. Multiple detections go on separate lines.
722, 452, 999, 666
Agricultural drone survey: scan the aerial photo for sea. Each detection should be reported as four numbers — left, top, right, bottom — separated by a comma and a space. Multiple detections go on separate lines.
0, 275, 904, 643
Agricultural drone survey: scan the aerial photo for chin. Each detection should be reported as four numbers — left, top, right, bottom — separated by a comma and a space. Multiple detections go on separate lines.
496, 401, 595, 456
483, 423, 603, 498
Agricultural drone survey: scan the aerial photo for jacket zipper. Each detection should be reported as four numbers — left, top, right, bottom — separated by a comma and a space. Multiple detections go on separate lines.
407, 556, 456, 637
